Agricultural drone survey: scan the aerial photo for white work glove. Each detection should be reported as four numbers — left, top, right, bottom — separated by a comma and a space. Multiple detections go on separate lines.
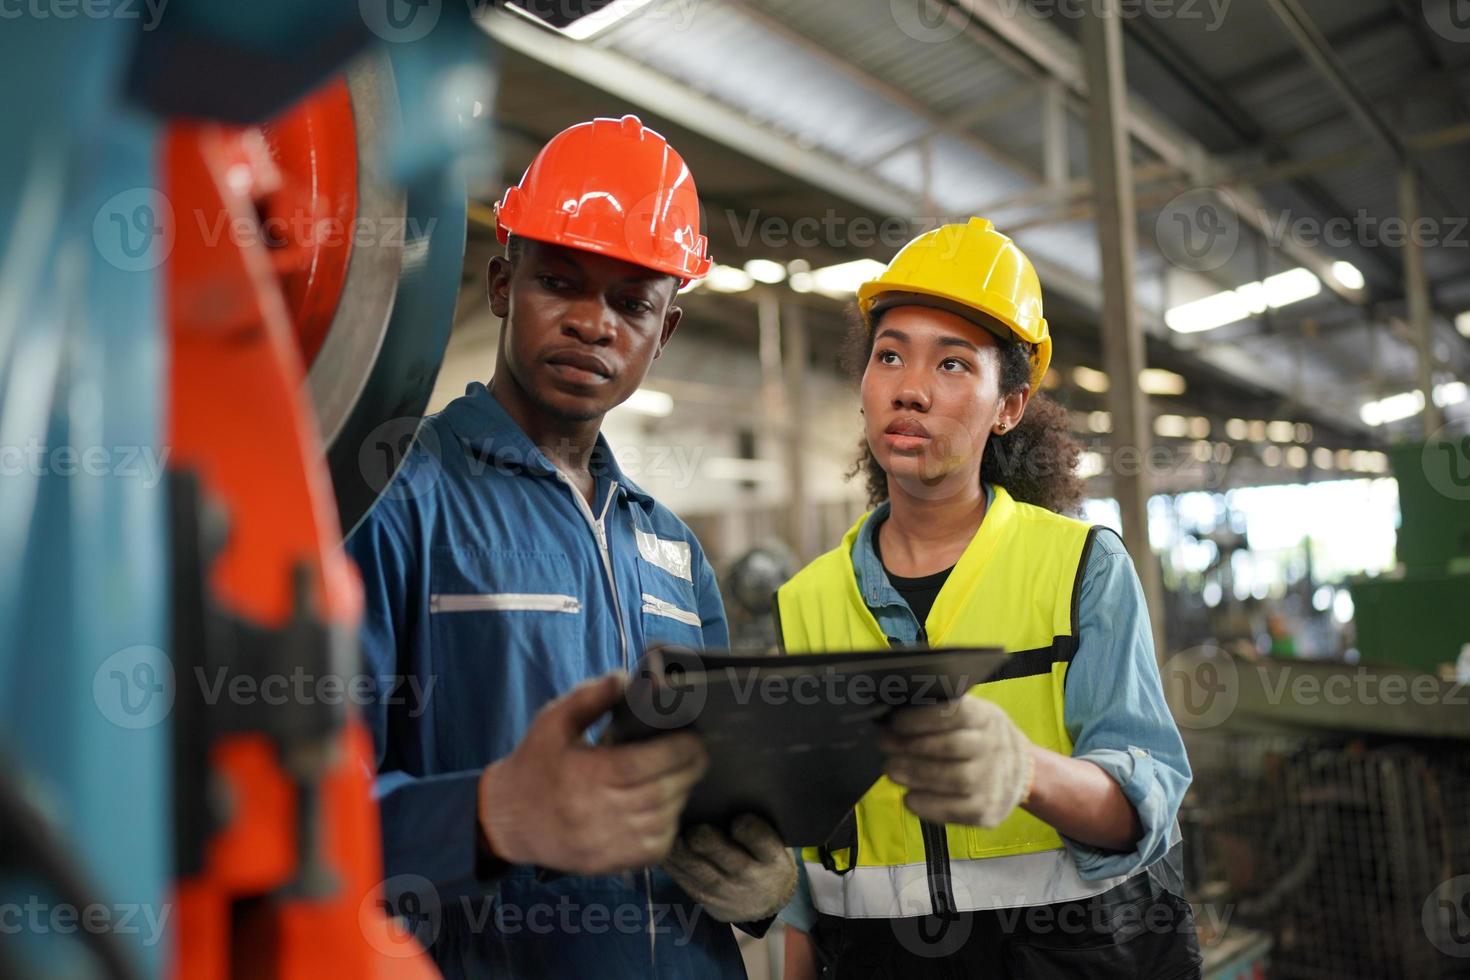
879, 696, 1035, 828
663, 815, 798, 923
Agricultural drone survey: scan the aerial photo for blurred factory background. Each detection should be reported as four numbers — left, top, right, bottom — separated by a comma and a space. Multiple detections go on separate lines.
3, 1, 1469, 978
443, 4, 1470, 977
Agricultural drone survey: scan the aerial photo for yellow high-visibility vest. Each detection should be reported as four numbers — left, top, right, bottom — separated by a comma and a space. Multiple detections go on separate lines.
774, 486, 1130, 917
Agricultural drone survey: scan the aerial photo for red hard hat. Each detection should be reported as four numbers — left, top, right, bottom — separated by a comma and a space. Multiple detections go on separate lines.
495, 114, 712, 285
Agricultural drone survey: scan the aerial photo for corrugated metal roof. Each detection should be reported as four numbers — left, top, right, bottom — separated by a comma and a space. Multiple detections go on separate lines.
529, 0, 1470, 423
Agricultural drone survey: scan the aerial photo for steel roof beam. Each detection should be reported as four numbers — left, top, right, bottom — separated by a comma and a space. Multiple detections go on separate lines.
935, 0, 1368, 306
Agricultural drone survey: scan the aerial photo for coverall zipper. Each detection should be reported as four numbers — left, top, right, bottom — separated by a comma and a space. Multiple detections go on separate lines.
552, 472, 630, 673
551, 471, 657, 972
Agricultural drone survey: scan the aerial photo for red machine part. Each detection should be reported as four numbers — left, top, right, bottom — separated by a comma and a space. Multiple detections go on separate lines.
258, 78, 358, 368
163, 88, 435, 978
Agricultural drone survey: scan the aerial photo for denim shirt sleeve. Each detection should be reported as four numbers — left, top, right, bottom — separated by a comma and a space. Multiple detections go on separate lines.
1062, 530, 1192, 880
777, 856, 819, 933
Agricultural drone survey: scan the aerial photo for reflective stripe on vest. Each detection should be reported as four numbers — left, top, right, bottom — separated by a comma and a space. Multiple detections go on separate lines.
803, 852, 1129, 919
776, 486, 1103, 916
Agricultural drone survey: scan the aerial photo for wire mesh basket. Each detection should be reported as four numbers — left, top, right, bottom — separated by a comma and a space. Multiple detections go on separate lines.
1182, 732, 1470, 980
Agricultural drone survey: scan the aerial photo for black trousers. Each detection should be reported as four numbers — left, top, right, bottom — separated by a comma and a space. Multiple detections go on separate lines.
810, 872, 1203, 979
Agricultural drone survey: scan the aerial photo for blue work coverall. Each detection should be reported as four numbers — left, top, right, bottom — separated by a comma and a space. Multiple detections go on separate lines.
346, 382, 747, 978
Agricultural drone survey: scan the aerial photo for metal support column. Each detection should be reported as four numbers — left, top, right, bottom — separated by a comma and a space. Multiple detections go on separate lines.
1398, 165, 1443, 434
1044, 79, 1070, 194
1081, 1, 1168, 660
782, 302, 815, 562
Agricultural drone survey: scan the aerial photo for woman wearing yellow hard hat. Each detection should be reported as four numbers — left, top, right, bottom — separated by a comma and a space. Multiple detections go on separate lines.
775, 218, 1201, 977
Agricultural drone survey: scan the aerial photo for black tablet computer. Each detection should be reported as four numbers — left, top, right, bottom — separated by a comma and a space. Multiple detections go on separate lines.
605, 644, 1008, 848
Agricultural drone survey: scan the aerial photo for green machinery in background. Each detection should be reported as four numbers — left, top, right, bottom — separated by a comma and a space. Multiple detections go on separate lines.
1351, 434, 1470, 675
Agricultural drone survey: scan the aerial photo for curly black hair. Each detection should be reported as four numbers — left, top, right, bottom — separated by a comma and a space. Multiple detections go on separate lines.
843, 305, 1086, 517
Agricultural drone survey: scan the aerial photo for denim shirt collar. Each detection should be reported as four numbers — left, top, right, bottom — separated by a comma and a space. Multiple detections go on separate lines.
851, 484, 996, 642
442, 381, 654, 505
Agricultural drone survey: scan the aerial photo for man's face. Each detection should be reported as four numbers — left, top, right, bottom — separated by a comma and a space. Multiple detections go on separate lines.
489, 239, 682, 423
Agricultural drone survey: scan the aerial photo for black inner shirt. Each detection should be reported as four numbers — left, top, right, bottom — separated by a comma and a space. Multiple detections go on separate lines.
872, 517, 955, 631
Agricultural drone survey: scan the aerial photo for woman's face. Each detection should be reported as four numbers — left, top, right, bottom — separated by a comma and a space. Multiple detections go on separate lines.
860, 305, 1026, 498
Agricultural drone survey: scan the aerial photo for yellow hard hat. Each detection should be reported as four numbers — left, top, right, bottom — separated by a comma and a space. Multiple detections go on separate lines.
857, 217, 1051, 390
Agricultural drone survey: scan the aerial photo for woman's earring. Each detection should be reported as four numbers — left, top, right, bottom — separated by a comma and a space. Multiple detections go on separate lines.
995, 422, 1008, 434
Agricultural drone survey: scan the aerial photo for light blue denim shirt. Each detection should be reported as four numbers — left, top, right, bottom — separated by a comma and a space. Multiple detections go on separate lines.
780, 486, 1191, 931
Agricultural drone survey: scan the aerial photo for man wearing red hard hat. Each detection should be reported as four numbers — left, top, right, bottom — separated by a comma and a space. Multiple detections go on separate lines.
347, 115, 795, 977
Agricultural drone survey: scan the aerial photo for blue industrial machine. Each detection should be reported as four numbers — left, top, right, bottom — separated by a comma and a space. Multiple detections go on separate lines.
0, 2, 615, 976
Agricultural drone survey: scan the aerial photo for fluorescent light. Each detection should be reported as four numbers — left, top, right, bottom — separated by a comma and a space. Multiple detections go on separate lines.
1457, 311, 1470, 338
1078, 451, 1107, 479
1313, 447, 1334, 470
1362, 382, 1470, 425
1331, 261, 1365, 291
809, 259, 887, 299
1166, 268, 1322, 334
1139, 368, 1186, 396
1261, 268, 1323, 306
1262, 445, 1283, 467
788, 271, 813, 293
1361, 390, 1425, 426
1295, 423, 1314, 443
560, 0, 656, 39
1435, 381, 1468, 407
1225, 418, 1248, 440
1073, 366, 1110, 393
1166, 291, 1253, 333
1087, 411, 1112, 434
1154, 414, 1190, 439
1266, 420, 1295, 443
1248, 420, 1268, 442
1286, 446, 1308, 469
621, 388, 673, 418
1351, 451, 1389, 474
703, 264, 755, 294
743, 259, 786, 285
1189, 416, 1211, 439
1191, 441, 1214, 462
